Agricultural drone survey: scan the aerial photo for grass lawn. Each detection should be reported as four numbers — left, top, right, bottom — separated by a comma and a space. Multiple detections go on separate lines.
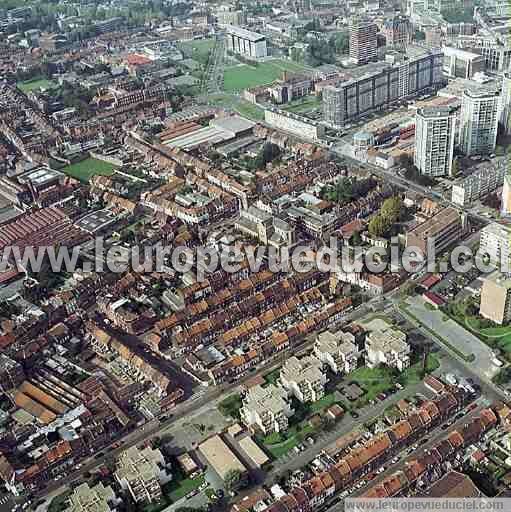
143, 473, 205, 512
400, 354, 440, 385
17, 77, 56, 93
61, 157, 117, 182
218, 393, 242, 419
263, 368, 281, 386
207, 93, 264, 121
282, 96, 322, 114
179, 38, 215, 65
309, 392, 337, 414
449, 310, 511, 360
223, 59, 308, 92
164, 473, 205, 502
348, 366, 395, 402
259, 421, 315, 458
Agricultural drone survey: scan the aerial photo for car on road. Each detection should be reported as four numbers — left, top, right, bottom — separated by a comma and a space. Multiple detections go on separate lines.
350, 411, 359, 419
94, 452, 104, 459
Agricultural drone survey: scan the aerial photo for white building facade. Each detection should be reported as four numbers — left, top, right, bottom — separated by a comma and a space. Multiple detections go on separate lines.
460, 85, 499, 156
414, 106, 457, 177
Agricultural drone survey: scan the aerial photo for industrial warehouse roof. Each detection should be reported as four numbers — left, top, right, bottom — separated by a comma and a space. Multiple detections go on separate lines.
199, 435, 247, 480
210, 116, 255, 136
238, 436, 270, 468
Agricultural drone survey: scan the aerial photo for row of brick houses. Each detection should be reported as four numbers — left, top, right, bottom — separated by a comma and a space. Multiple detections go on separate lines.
263, 392, 497, 512
208, 296, 353, 385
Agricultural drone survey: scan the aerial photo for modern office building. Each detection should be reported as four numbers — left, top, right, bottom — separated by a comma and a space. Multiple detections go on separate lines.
381, 15, 411, 48
323, 48, 444, 127
460, 84, 499, 156
414, 106, 457, 177
442, 47, 485, 79
349, 18, 378, 64
406, 207, 463, 255
480, 271, 511, 325
225, 26, 267, 59
501, 72, 511, 134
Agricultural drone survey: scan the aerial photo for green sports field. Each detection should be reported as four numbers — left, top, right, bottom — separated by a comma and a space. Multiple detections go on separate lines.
17, 77, 57, 93
223, 59, 309, 92
61, 157, 117, 182
179, 38, 216, 65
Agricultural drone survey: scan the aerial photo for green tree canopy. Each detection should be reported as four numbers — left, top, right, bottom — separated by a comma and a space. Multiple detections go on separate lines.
224, 468, 243, 492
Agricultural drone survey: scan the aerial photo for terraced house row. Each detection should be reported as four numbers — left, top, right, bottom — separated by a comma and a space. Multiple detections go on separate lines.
264, 391, 497, 512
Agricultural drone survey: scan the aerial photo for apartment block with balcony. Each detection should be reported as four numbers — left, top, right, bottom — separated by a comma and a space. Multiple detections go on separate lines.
414, 106, 457, 177
115, 446, 170, 504
65, 482, 117, 512
365, 325, 411, 372
460, 84, 499, 156
280, 355, 327, 403
480, 271, 511, 325
241, 384, 294, 435
479, 222, 511, 270
314, 330, 359, 375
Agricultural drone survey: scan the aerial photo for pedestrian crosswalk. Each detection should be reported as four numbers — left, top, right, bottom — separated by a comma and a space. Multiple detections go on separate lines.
0, 494, 13, 511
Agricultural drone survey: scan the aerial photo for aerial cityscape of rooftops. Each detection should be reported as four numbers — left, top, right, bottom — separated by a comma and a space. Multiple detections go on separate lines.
1, 0, 511, 512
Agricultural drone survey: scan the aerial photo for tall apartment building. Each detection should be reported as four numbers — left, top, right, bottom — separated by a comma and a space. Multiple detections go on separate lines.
280, 356, 326, 403
323, 48, 444, 127
480, 271, 511, 325
349, 18, 378, 64
365, 325, 411, 372
414, 106, 457, 177
460, 85, 499, 156
501, 72, 511, 134
314, 330, 359, 374
502, 175, 511, 217
451, 159, 507, 206
241, 384, 294, 435
381, 15, 411, 48
115, 446, 167, 504
406, 207, 463, 255
479, 222, 511, 270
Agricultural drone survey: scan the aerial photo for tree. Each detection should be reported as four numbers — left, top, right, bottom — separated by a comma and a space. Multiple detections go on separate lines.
368, 214, 389, 238
381, 196, 402, 224
224, 468, 243, 492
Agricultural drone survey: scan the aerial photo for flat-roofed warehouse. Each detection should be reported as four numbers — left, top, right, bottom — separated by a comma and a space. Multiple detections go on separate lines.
198, 435, 247, 481
238, 437, 269, 468
225, 26, 267, 59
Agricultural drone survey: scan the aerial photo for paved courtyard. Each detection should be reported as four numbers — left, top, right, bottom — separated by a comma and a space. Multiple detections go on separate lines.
402, 296, 500, 379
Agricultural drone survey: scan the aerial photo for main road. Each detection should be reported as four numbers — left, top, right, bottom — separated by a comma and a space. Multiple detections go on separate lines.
28, 297, 380, 505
